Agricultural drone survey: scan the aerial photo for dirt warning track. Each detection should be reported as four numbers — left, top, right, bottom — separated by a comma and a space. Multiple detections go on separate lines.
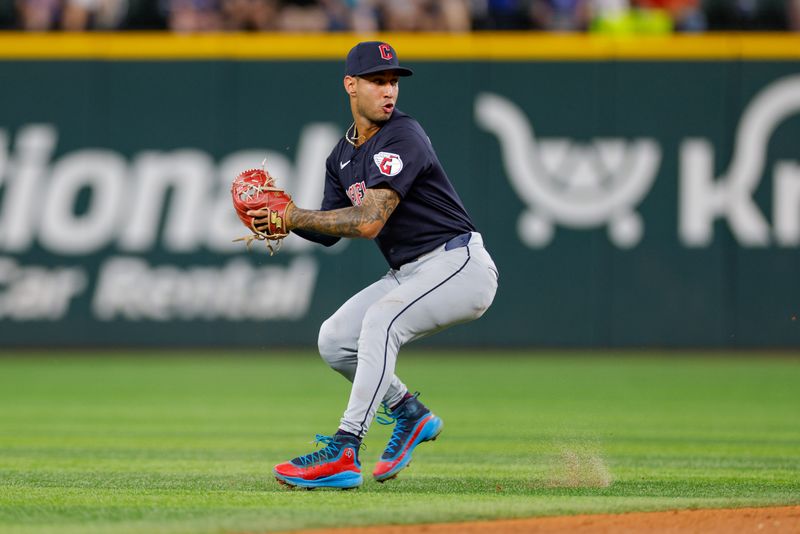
287, 505, 800, 533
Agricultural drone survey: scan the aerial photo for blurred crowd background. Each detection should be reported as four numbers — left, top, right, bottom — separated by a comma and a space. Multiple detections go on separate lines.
1, 0, 798, 33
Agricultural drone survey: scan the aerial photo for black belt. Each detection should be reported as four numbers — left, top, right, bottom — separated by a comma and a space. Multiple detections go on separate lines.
444, 232, 472, 251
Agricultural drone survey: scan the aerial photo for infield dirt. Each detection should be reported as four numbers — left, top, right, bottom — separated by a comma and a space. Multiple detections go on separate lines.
287, 505, 800, 533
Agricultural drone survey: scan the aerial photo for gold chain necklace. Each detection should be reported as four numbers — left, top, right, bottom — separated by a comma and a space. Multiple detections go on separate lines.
345, 122, 365, 147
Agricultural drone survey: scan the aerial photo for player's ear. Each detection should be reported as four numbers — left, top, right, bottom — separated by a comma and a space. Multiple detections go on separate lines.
344, 76, 357, 96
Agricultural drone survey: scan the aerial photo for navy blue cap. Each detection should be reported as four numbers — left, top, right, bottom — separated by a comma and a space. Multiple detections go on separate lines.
345, 41, 413, 78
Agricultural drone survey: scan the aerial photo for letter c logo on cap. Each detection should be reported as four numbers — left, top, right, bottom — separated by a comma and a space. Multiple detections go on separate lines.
379, 44, 393, 60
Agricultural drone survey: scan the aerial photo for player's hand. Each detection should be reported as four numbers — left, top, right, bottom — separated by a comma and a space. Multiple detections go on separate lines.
248, 203, 294, 233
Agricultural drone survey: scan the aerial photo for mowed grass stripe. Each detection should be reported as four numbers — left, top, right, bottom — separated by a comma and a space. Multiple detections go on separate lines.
1, 352, 798, 533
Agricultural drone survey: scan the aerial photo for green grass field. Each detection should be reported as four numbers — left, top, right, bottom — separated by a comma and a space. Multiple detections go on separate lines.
1, 351, 799, 533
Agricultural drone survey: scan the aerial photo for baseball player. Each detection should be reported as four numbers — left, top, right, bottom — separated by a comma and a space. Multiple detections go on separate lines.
251, 41, 498, 489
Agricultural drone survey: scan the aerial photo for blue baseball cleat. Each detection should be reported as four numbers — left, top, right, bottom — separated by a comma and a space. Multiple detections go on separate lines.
273, 433, 363, 490
373, 393, 443, 482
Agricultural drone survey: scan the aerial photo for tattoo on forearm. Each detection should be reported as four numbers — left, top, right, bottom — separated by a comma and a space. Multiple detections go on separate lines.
289, 188, 400, 238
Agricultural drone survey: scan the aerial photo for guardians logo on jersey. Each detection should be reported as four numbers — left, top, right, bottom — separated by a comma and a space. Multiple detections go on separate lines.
374, 152, 403, 176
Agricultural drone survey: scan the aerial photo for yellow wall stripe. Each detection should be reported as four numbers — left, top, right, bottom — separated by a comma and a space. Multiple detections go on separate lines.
0, 32, 798, 60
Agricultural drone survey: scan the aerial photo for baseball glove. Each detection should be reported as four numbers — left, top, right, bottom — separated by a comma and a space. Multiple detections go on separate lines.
231, 167, 293, 255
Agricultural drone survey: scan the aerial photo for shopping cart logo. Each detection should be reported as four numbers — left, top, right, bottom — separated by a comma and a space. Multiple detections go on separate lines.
475, 92, 661, 249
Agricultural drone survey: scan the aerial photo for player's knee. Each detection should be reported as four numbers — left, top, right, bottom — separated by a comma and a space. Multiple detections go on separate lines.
317, 318, 338, 363
317, 317, 355, 369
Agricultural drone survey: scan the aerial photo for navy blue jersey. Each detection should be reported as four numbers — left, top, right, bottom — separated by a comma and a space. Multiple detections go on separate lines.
296, 110, 475, 269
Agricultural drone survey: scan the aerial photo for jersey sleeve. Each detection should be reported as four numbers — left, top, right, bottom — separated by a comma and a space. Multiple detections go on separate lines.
365, 128, 431, 198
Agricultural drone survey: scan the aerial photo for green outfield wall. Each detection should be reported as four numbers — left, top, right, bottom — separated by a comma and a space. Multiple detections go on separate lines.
1, 34, 799, 348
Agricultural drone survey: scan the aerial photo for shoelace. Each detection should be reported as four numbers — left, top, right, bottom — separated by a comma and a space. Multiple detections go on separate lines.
376, 396, 419, 457
376, 403, 397, 426
294, 434, 341, 466
376, 392, 422, 426
384, 416, 410, 456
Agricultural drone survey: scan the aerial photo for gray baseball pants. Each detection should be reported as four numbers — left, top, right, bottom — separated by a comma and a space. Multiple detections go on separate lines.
317, 232, 498, 438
